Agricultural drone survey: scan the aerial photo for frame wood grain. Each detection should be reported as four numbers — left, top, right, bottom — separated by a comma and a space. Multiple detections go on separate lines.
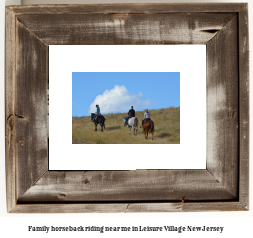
5, 3, 249, 213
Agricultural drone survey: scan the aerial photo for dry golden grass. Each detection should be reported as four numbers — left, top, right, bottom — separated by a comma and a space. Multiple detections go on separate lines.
72, 107, 180, 144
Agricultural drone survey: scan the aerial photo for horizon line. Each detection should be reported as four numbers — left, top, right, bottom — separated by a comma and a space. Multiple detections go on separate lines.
72, 106, 180, 117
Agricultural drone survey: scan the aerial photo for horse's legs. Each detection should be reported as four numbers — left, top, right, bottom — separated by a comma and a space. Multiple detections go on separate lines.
128, 127, 131, 134
143, 128, 147, 139
100, 120, 103, 132
103, 119, 105, 130
95, 123, 97, 131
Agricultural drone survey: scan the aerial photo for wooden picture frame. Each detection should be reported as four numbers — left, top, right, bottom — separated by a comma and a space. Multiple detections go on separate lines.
5, 3, 249, 213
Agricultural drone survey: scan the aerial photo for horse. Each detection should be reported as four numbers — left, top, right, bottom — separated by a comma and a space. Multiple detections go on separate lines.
142, 119, 154, 140
123, 117, 138, 135
91, 113, 105, 132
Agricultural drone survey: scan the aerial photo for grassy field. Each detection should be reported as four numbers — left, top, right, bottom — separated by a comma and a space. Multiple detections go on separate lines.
72, 107, 180, 144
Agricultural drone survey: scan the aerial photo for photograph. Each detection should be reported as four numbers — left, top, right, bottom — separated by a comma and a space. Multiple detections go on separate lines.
3, 1, 250, 219
72, 72, 180, 144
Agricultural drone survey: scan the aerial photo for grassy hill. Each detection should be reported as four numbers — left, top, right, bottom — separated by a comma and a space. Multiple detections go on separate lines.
72, 107, 180, 144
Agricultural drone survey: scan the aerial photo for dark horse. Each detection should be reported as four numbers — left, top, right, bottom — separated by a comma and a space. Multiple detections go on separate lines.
142, 119, 154, 140
91, 113, 105, 132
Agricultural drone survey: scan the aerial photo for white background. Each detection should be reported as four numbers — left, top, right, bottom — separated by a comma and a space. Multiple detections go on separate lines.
0, 0, 252, 237
49, 45, 206, 170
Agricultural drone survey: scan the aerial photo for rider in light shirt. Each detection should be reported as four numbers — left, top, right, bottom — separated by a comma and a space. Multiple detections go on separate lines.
144, 109, 150, 119
141, 109, 150, 128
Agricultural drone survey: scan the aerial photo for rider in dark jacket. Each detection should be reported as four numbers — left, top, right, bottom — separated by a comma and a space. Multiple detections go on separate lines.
125, 106, 135, 125
128, 107, 135, 117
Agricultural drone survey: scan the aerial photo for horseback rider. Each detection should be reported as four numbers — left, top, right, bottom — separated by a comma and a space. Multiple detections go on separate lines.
140, 109, 150, 128
92, 104, 100, 121
125, 106, 135, 126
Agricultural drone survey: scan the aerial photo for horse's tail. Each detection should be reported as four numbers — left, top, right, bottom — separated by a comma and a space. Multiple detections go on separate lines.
135, 117, 138, 127
150, 120, 154, 132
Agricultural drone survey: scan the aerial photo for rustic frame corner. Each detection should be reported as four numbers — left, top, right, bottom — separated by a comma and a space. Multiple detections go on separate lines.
5, 3, 249, 213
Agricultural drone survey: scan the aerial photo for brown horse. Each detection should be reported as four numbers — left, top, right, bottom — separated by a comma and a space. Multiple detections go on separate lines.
142, 119, 154, 140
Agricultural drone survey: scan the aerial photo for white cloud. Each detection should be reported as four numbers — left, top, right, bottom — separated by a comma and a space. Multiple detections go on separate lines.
89, 85, 152, 114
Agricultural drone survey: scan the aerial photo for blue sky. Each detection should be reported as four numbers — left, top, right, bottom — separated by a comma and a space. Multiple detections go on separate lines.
72, 72, 180, 117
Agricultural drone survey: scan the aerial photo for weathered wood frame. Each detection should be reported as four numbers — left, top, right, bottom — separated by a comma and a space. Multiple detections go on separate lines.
5, 4, 249, 213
